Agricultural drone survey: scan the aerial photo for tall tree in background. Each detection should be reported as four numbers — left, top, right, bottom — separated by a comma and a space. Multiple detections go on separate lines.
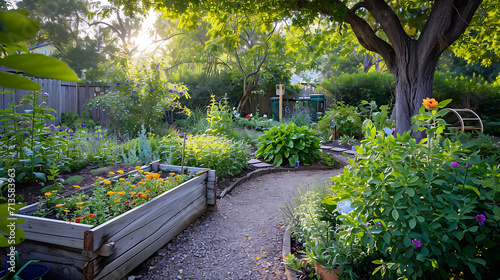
105, 0, 500, 138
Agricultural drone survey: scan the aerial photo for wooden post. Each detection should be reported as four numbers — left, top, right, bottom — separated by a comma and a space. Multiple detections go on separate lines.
276, 84, 284, 122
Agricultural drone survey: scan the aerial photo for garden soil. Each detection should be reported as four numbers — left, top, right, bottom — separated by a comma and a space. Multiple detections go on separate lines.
127, 158, 347, 280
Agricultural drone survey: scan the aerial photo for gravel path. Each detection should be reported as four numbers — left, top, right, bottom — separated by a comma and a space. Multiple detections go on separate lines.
132, 168, 344, 280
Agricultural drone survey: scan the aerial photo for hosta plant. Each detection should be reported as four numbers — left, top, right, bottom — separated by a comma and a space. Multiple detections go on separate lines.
255, 122, 320, 167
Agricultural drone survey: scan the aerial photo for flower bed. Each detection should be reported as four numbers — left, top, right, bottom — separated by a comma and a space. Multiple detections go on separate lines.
2, 161, 217, 280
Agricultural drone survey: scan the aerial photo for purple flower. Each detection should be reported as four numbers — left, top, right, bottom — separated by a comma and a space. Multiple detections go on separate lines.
376, 222, 382, 227
23, 131, 29, 138
150, 88, 154, 92
466, 163, 472, 168
125, 105, 129, 109
42, 92, 49, 98
451, 162, 459, 168
126, 80, 129, 83
67, 128, 74, 136
49, 124, 56, 130
81, 123, 85, 128
412, 239, 421, 248
178, 91, 184, 95
475, 214, 486, 226
116, 82, 120, 86
134, 96, 139, 99
136, 83, 140, 87
58, 126, 64, 132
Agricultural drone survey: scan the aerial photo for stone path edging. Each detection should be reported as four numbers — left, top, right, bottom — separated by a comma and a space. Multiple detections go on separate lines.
283, 228, 301, 280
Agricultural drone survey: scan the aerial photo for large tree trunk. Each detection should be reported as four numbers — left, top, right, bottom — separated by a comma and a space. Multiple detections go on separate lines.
339, 0, 482, 139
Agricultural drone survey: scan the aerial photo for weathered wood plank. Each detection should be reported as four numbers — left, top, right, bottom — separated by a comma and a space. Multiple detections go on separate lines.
94, 196, 207, 280
14, 214, 91, 248
94, 184, 206, 272
0, 239, 84, 280
91, 173, 207, 250
18, 202, 40, 215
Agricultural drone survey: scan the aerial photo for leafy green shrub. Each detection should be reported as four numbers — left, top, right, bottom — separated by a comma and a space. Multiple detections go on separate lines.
255, 123, 320, 166
174, 108, 209, 134
317, 102, 362, 140
160, 134, 249, 179
319, 72, 395, 106
322, 102, 500, 279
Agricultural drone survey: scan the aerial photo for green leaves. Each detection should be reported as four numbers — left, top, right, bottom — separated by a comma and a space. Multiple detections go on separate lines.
256, 123, 320, 167
0, 10, 39, 45
1, 54, 80, 82
0, 203, 26, 246
0, 10, 80, 90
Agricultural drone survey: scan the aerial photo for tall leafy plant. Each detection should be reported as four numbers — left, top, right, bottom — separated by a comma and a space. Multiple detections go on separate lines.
255, 122, 320, 166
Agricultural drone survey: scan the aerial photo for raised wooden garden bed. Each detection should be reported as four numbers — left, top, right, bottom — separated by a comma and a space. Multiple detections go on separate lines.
2, 161, 217, 280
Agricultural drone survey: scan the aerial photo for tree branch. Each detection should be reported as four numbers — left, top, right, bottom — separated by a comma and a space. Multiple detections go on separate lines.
163, 61, 193, 72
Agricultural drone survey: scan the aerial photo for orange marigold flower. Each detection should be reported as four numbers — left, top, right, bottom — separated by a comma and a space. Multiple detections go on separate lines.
52, 190, 58, 193
108, 172, 115, 175
145, 190, 150, 193
104, 180, 111, 185
74, 185, 81, 189
126, 181, 131, 184
135, 166, 141, 169
422, 98, 438, 108
146, 174, 153, 179
119, 178, 125, 181
117, 191, 125, 196
117, 170, 124, 174
107, 191, 115, 196
152, 173, 161, 179
44, 192, 52, 196
87, 213, 95, 219
64, 210, 70, 213
114, 200, 120, 203
138, 180, 145, 184
76, 202, 85, 205
55, 204, 64, 208
129, 191, 137, 196
131, 185, 136, 188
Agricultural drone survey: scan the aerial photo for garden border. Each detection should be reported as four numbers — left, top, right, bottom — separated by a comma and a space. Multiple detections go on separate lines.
282, 228, 301, 280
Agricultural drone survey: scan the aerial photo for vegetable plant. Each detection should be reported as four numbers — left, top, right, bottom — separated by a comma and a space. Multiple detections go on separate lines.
256, 122, 320, 167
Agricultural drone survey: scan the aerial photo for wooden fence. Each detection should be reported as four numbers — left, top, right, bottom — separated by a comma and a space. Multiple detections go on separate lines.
0, 78, 111, 125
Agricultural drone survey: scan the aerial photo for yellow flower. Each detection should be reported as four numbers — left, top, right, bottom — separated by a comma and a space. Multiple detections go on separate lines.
138, 170, 144, 173
107, 191, 115, 196
55, 204, 64, 208
104, 180, 111, 185
114, 200, 120, 203
117, 191, 125, 196
117, 170, 124, 174
52, 190, 58, 193
131, 185, 136, 188
97, 177, 104, 181
198, 157, 202, 160
169, 173, 175, 176
126, 181, 131, 184
108, 172, 115, 175
144, 171, 150, 175
76, 202, 84, 205
159, 178, 164, 182
44, 192, 52, 196
422, 97, 438, 108
175, 174, 180, 178
63, 210, 70, 213
135, 166, 141, 169
256, 257, 260, 260
74, 185, 81, 189
119, 178, 125, 181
